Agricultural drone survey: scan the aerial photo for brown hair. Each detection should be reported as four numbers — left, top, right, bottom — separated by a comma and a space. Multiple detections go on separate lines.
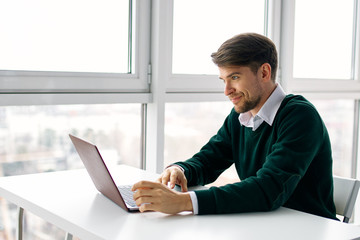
211, 33, 278, 81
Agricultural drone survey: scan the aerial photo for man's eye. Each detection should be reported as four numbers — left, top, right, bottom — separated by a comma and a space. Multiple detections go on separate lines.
232, 76, 239, 80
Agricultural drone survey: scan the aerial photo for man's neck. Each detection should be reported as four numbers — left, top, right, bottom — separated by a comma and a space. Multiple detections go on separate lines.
250, 83, 278, 116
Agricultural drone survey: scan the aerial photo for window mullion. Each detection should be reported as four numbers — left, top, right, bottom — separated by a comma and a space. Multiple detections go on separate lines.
128, 0, 134, 74
351, 0, 359, 80
279, 0, 296, 93
353, 100, 360, 178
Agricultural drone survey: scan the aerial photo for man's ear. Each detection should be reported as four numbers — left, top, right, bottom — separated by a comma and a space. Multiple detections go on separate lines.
260, 63, 272, 82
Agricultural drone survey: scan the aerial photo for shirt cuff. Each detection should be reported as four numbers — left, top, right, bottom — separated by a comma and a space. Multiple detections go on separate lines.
188, 191, 199, 215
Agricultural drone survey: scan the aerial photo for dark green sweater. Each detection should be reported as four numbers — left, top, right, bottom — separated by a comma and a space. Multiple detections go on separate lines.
176, 95, 337, 220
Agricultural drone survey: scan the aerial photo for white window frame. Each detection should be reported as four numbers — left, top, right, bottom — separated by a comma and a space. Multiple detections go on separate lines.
165, 0, 277, 96
0, 0, 152, 105
280, 0, 360, 96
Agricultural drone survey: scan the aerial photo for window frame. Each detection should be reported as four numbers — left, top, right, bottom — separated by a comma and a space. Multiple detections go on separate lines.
166, 0, 275, 94
280, 0, 360, 94
0, 0, 151, 98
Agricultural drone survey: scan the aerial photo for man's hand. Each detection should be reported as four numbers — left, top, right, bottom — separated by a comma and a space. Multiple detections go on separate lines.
132, 181, 193, 214
156, 166, 188, 192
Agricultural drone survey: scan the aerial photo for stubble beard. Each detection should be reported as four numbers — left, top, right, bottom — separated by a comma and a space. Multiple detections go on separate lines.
233, 95, 262, 114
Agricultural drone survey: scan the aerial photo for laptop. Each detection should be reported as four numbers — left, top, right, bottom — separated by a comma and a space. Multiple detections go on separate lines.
69, 134, 139, 212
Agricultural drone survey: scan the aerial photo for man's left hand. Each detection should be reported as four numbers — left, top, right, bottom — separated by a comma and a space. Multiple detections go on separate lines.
132, 181, 193, 214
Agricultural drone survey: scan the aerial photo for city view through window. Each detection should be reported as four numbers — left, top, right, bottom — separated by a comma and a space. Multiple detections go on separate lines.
0, 104, 141, 239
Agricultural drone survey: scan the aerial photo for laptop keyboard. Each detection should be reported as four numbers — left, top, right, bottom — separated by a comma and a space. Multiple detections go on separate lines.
118, 185, 137, 208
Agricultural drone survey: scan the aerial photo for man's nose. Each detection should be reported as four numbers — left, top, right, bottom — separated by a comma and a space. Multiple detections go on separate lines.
224, 82, 235, 96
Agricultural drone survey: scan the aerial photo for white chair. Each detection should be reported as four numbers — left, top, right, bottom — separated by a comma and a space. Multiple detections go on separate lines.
333, 175, 360, 223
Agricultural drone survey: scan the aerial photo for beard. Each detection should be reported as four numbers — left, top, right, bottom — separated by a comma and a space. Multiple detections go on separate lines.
233, 94, 262, 113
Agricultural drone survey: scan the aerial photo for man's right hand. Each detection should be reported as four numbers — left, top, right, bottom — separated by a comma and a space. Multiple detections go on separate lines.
157, 166, 188, 192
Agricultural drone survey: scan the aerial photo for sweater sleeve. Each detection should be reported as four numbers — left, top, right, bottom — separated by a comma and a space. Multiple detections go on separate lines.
188, 100, 330, 214
175, 109, 237, 187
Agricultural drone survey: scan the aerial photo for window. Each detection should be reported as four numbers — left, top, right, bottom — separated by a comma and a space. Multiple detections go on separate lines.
0, 103, 142, 239
0, 104, 142, 177
293, 0, 355, 79
0, 0, 150, 93
164, 102, 238, 186
172, 0, 265, 75
310, 99, 354, 177
0, 0, 132, 73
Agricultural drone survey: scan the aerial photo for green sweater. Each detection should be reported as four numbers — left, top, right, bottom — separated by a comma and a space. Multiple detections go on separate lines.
176, 95, 337, 220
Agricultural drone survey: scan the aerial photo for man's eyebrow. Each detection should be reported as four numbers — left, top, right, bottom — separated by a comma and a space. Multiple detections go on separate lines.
219, 72, 242, 80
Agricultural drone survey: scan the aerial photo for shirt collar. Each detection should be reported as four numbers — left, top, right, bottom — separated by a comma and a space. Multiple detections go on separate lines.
239, 84, 286, 130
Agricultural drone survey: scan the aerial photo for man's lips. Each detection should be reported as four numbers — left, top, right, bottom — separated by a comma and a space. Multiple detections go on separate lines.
230, 95, 242, 103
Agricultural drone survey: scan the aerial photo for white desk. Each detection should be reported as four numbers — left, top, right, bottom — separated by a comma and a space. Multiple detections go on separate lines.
0, 165, 360, 240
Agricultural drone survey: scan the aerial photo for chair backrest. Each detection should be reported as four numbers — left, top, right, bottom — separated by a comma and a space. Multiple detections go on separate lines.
333, 175, 360, 223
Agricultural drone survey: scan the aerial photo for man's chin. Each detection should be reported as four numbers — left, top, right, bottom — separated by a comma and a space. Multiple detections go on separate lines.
233, 106, 243, 114
234, 104, 251, 114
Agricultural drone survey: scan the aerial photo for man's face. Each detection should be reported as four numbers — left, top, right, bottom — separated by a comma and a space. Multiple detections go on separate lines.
219, 65, 264, 114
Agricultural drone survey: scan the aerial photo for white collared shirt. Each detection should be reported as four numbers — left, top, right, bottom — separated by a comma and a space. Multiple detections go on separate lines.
189, 84, 286, 215
238, 84, 286, 130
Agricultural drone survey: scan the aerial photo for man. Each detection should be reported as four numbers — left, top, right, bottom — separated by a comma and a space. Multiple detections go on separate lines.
132, 33, 337, 220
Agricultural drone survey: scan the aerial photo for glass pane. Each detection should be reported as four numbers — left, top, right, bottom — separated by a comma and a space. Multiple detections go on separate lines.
293, 0, 354, 79
165, 102, 239, 186
172, 0, 265, 75
0, 0, 132, 73
310, 99, 354, 177
0, 104, 141, 177
0, 103, 141, 239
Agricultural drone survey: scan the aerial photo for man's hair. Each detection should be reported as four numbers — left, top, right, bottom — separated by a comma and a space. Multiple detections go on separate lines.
211, 33, 278, 81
